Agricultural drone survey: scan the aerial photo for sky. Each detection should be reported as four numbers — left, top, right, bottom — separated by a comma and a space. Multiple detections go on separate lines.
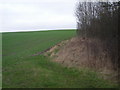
0, 0, 78, 32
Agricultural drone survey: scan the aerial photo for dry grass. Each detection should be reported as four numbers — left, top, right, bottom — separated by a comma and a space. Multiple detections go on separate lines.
45, 37, 119, 83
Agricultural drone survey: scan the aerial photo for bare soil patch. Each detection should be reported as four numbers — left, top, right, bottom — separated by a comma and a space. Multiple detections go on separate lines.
44, 37, 118, 83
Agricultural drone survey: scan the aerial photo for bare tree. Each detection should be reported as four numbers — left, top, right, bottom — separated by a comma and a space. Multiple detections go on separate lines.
75, 0, 119, 83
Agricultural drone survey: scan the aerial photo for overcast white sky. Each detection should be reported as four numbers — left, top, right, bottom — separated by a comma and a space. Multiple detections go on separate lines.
0, 0, 78, 32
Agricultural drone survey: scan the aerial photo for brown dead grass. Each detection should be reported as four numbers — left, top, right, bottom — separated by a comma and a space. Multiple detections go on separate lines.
44, 37, 118, 82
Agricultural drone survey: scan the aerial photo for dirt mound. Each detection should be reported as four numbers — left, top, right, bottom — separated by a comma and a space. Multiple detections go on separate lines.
45, 37, 118, 82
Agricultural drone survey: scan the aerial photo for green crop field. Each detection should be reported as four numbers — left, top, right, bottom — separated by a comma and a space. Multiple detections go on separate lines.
2, 30, 117, 88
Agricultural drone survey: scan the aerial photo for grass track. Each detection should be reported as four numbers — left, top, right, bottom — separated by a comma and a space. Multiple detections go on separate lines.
2, 30, 117, 88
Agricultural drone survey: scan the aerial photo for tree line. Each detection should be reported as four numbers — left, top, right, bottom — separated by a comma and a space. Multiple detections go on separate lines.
76, 1, 119, 83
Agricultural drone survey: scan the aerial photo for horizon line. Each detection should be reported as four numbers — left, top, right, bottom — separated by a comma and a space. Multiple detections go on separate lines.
1, 28, 76, 33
